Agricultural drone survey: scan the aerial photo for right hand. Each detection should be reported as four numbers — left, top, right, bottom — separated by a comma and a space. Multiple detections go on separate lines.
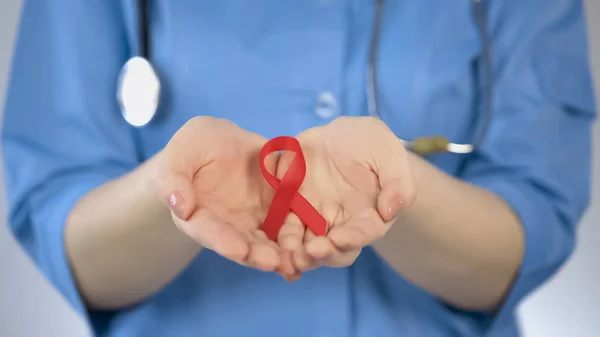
154, 117, 298, 277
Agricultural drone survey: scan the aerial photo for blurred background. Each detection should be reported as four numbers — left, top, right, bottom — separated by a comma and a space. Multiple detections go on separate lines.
0, 1, 598, 336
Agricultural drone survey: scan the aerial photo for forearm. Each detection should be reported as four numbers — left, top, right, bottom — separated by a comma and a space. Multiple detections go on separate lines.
65, 153, 202, 310
373, 153, 525, 312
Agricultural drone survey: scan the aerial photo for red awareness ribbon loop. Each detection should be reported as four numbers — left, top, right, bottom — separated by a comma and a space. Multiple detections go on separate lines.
259, 136, 327, 242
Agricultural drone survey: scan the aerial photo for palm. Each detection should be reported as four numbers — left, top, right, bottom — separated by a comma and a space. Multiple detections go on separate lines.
161, 118, 294, 275
190, 138, 271, 234
277, 117, 413, 270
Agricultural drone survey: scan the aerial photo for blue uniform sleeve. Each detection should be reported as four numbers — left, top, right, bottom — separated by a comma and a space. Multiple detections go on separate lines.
1, 0, 138, 321
458, 0, 596, 333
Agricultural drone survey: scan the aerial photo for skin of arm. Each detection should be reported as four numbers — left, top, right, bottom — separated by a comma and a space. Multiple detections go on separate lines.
65, 153, 202, 310
373, 153, 525, 312
63, 116, 292, 310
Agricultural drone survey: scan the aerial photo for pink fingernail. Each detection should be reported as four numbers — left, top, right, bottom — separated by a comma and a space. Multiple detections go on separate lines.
387, 194, 405, 220
166, 191, 186, 219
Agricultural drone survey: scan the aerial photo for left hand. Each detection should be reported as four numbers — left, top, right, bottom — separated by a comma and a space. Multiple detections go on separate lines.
276, 117, 417, 271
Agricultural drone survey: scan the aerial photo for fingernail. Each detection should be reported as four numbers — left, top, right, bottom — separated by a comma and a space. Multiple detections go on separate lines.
387, 194, 405, 220
284, 273, 302, 283
166, 191, 186, 219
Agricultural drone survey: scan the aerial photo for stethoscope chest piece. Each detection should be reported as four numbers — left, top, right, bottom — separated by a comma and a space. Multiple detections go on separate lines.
117, 56, 161, 127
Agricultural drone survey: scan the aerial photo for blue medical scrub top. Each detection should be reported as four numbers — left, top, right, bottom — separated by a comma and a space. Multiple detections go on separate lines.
2, 1, 597, 336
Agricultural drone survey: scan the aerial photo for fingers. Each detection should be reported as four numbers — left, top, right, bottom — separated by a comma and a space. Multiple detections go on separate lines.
296, 222, 363, 270
327, 214, 388, 250
305, 236, 337, 259
174, 208, 250, 261
274, 214, 305, 280
295, 237, 362, 270
292, 248, 319, 271
176, 210, 278, 272
278, 250, 302, 282
175, 209, 279, 272
326, 226, 366, 250
318, 248, 362, 269
246, 229, 281, 272
277, 214, 305, 251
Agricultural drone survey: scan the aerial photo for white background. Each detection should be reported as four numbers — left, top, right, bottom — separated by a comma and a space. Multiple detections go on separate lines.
1, 1, 599, 336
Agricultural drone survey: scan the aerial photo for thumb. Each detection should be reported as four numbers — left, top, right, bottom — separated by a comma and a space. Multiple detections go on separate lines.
155, 153, 198, 221
160, 172, 196, 221
375, 147, 416, 223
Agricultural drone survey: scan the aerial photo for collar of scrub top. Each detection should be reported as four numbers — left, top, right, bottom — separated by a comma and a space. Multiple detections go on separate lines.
116, 0, 493, 156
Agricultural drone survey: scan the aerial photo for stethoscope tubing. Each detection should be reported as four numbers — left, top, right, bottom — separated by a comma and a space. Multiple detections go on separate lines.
127, 0, 493, 155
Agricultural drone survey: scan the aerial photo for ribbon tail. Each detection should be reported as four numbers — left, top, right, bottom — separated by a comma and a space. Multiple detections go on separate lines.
263, 183, 297, 241
290, 193, 327, 236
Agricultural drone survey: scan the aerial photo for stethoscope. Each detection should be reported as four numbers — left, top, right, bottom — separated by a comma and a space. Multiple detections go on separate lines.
117, 0, 493, 156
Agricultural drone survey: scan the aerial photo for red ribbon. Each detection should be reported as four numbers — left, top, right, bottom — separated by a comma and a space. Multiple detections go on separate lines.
259, 136, 327, 241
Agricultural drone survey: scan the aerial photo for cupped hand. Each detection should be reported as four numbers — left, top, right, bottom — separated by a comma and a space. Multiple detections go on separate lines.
277, 117, 417, 271
154, 117, 297, 277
